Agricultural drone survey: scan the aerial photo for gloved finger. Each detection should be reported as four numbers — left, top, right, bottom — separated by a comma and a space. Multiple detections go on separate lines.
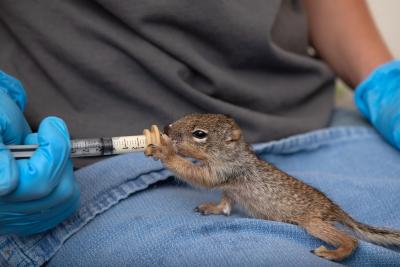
4, 117, 71, 201
0, 142, 18, 196
0, 182, 80, 236
24, 132, 38, 145
0, 161, 75, 212
0, 71, 27, 111
0, 92, 31, 144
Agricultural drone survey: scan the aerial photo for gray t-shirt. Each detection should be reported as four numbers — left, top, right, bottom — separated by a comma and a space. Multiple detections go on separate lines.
0, 0, 334, 166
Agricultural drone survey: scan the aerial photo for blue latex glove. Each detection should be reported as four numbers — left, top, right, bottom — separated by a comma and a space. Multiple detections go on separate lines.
355, 60, 400, 149
0, 71, 80, 236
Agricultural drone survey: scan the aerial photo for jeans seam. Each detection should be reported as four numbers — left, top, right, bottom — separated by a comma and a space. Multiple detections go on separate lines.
254, 126, 376, 154
0, 236, 35, 267
11, 237, 36, 267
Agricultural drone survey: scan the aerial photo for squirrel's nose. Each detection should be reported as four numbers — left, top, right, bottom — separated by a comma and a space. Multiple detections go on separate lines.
163, 124, 171, 135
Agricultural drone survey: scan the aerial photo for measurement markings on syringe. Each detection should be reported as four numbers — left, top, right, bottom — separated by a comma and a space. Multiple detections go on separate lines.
71, 139, 105, 156
112, 136, 146, 153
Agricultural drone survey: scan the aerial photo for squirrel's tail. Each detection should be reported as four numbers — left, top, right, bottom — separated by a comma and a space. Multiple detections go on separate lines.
339, 211, 400, 246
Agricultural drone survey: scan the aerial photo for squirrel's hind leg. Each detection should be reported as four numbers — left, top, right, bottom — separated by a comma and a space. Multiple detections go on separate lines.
194, 192, 233, 216
304, 219, 358, 261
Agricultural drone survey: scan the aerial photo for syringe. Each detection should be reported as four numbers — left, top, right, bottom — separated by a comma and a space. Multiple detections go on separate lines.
8, 125, 161, 159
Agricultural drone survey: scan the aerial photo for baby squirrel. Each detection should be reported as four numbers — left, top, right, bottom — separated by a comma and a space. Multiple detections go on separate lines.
144, 113, 400, 261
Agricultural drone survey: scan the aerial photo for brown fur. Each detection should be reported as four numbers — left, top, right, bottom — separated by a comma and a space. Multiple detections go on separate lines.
144, 113, 400, 261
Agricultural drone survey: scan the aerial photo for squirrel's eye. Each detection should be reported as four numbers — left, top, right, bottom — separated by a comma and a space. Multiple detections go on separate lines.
192, 130, 208, 139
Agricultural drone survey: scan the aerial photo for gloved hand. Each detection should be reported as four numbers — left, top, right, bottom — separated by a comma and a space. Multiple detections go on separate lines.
0, 71, 80, 236
355, 60, 400, 150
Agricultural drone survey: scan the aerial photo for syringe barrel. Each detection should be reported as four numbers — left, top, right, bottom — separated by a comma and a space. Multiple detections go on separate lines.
70, 138, 105, 157
70, 135, 148, 158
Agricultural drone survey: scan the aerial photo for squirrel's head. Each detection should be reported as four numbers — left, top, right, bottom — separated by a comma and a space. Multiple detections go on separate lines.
163, 114, 243, 161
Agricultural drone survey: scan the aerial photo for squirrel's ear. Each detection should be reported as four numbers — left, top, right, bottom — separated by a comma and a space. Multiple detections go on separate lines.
226, 129, 241, 142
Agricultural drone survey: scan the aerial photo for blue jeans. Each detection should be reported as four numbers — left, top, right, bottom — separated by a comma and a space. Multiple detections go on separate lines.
1, 110, 400, 266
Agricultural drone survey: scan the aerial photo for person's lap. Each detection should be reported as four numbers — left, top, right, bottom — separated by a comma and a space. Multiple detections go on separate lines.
2, 109, 400, 266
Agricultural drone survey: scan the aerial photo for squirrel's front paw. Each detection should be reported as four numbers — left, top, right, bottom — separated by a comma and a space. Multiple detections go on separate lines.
144, 134, 175, 161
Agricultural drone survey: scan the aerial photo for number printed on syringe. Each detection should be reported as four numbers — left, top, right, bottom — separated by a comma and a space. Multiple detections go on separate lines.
111, 135, 147, 154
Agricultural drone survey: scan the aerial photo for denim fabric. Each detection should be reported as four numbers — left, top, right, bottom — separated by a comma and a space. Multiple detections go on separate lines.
1, 112, 400, 266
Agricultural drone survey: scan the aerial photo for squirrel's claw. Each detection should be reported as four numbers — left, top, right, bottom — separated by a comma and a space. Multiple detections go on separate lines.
194, 203, 230, 216
144, 135, 175, 162
144, 144, 157, 157
144, 144, 161, 161
161, 134, 172, 146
